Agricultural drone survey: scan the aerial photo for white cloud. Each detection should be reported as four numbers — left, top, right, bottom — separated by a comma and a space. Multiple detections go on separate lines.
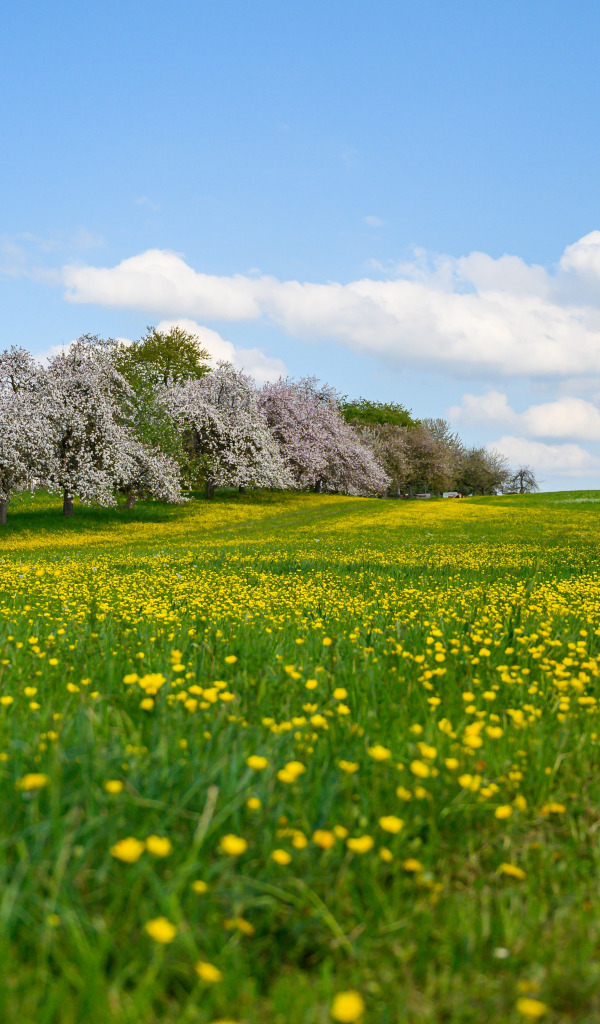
154, 319, 286, 383
364, 215, 383, 227
450, 391, 600, 442
60, 231, 600, 382
490, 436, 600, 477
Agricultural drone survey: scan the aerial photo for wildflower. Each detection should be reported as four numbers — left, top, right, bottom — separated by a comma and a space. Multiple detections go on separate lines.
322, 637, 333, 646
367, 744, 391, 761
495, 805, 513, 819
277, 760, 305, 783
224, 655, 238, 664
333, 688, 348, 699
305, 679, 318, 689
192, 880, 208, 893
346, 835, 374, 854
313, 829, 336, 849
145, 835, 173, 857
271, 849, 292, 865
541, 802, 566, 815
219, 834, 248, 856
145, 917, 177, 943
515, 997, 549, 1019
246, 755, 269, 770
0, 696, 14, 706
379, 847, 393, 862
378, 815, 404, 834
139, 698, 154, 711
195, 961, 222, 982
330, 990, 365, 1022
339, 760, 359, 773
499, 862, 526, 880
247, 797, 261, 810
16, 773, 49, 791
110, 837, 145, 863
403, 858, 423, 872
104, 780, 124, 794
409, 760, 430, 778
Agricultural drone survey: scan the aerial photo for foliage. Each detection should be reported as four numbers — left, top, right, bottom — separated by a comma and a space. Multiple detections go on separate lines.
0, 490, 599, 1022
456, 445, 510, 495
112, 325, 212, 389
340, 396, 418, 428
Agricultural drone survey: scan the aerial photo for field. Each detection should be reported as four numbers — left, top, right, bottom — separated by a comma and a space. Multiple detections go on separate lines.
2, 490, 600, 1023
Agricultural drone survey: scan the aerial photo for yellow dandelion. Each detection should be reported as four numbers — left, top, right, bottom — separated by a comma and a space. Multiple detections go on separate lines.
16, 773, 49, 791
346, 835, 374, 854
110, 837, 145, 863
515, 997, 549, 1019
499, 862, 527, 880
195, 961, 222, 983
313, 829, 336, 849
145, 835, 173, 857
271, 849, 292, 865
330, 990, 365, 1022
145, 917, 176, 943
219, 834, 248, 856
378, 815, 404, 834
367, 744, 391, 761
246, 755, 269, 770
104, 779, 124, 794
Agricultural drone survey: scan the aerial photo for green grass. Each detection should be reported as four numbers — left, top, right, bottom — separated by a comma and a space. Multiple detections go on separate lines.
1, 489, 600, 1023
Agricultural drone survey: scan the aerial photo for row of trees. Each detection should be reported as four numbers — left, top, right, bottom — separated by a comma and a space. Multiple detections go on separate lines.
0, 328, 536, 524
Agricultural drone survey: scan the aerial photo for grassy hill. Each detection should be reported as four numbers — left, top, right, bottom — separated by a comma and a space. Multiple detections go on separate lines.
1, 490, 600, 1022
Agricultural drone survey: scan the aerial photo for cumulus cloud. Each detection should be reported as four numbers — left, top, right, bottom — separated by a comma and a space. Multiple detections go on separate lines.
449, 390, 600, 442
490, 436, 600, 477
154, 319, 286, 384
60, 231, 600, 382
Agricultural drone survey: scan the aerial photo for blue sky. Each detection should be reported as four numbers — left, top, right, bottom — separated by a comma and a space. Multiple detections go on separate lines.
3, 0, 600, 489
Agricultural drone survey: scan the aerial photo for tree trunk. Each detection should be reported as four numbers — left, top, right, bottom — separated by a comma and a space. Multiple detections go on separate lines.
205, 478, 215, 500
314, 478, 323, 494
238, 485, 246, 494
0, 499, 7, 526
63, 491, 74, 517
125, 494, 137, 509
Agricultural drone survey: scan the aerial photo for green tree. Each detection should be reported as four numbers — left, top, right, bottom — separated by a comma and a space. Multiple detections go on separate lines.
109, 326, 212, 473
113, 325, 212, 390
340, 397, 419, 428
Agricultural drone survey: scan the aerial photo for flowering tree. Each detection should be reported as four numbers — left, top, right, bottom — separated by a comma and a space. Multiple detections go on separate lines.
356, 423, 411, 496
115, 439, 184, 509
166, 362, 291, 497
0, 348, 51, 524
43, 337, 139, 515
259, 377, 389, 495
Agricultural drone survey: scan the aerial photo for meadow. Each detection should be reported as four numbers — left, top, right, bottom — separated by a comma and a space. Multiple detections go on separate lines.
2, 489, 600, 1023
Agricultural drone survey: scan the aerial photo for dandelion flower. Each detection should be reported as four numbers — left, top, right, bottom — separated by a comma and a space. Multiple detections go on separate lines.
378, 815, 404, 834
145, 917, 176, 943
145, 835, 173, 857
246, 755, 269, 770
195, 961, 222, 982
313, 829, 336, 849
330, 990, 365, 1022
499, 862, 526, 880
16, 773, 49, 791
516, 997, 549, 1019
110, 837, 145, 863
367, 744, 391, 761
219, 834, 248, 856
271, 849, 292, 865
104, 780, 124, 794
192, 880, 209, 893
495, 805, 513, 819
346, 835, 374, 854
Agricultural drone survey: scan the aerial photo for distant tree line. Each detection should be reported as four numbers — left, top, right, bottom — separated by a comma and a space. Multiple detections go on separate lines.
0, 328, 538, 524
